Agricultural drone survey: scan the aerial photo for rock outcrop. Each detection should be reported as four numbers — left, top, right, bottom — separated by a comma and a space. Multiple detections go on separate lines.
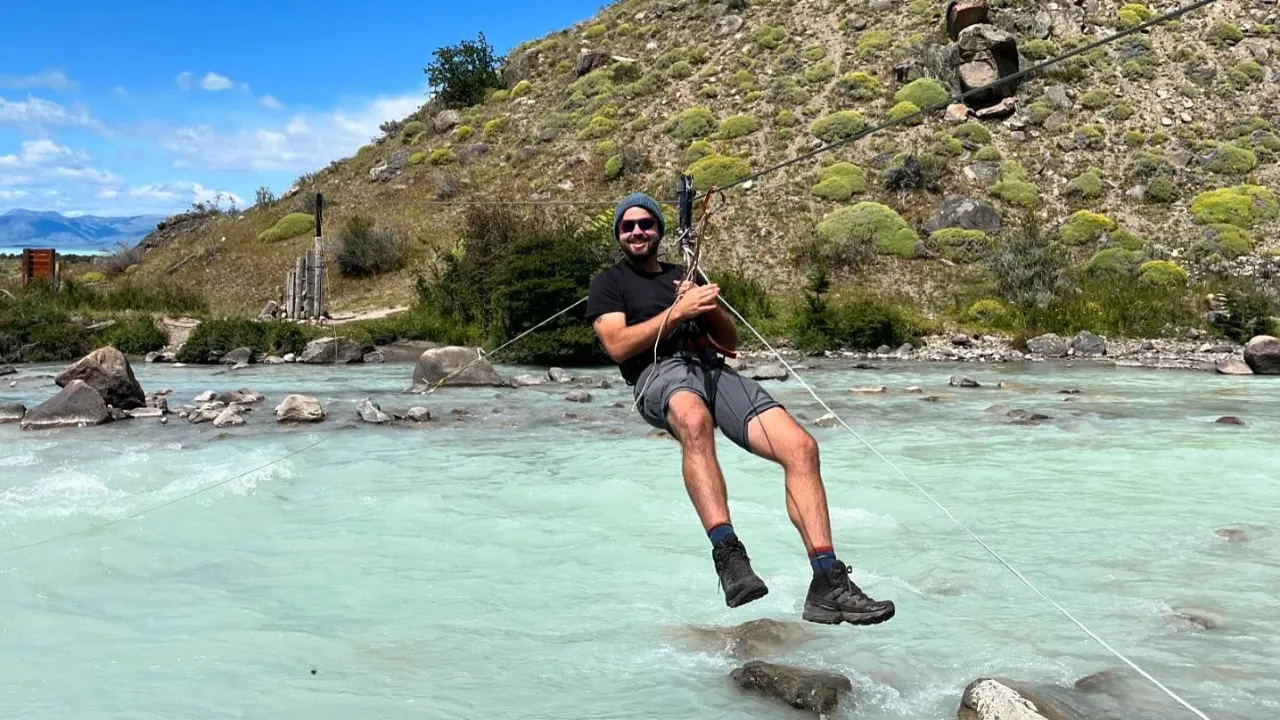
54, 346, 145, 410
20, 380, 112, 430
412, 346, 506, 387
730, 661, 854, 714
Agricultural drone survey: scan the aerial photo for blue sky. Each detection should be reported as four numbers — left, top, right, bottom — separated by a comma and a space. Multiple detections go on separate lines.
0, 0, 606, 217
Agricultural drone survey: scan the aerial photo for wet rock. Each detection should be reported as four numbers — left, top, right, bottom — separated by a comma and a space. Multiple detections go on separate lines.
145, 351, 176, 363
54, 346, 145, 410
548, 367, 573, 383
413, 346, 506, 387
849, 386, 887, 394
276, 394, 326, 423
815, 413, 839, 428
126, 407, 164, 419
193, 390, 217, 404
219, 347, 253, 366
952, 334, 973, 346
1026, 333, 1067, 357
1007, 409, 1051, 422
283, 353, 296, 363
730, 661, 853, 714
1215, 416, 1245, 426
264, 355, 285, 364
905, 386, 922, 393
0, 402, 27, 424
950, 376, 981, 388
565, 390, 592, 403
406, 406, 432, 422
1170, 608, 1220, 631
357, 399, 390, 424
213, 408, 246, 428
675, 618, 815, 659
20, 380, 111, 430
1070, 331, 1107, 357
0, 365, 15, 376
748, 364, 788, 381
512, 374, 544, 386
221, 389, 264, 405
1243, 335, 1280, 374
300, 337, 367, 364
1215, 525, 1266, 542
958, 678, 1052, 720
363, 351, 385, 364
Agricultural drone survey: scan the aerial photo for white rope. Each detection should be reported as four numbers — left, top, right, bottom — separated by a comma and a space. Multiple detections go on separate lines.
702, 268, 1212, 720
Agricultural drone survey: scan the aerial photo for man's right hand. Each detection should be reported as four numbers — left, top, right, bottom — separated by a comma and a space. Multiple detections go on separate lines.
673, 282, 720, 322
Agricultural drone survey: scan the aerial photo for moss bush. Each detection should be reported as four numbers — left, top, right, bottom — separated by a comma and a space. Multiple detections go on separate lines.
717, 114, 761, 139
1197, 224, 1254, 258
1083, 248, 1147, 279
1137, 260, 1188, 287
856, 30, 892, 59
811, 111, 866, 143
685, 154, 752, 189
929, 228, 990, 263
408, 152, 426, 167
1117, 4, 1155, 28
804, 61, 836, 84
577, 115, 617, 140
894, 78, 948, 109
837, 72, 883, 100
1066, 171, 1104, 200
429, 148, 457, 165
810, 163, 869, 201
667, 107, 719, 140
1079, 89, 1113, 109
258, 212, 315, 242
1189, 185, 1279, 227
1205, 144, 1258, 175
889, 101, 922, 124
1058, 210, 1118, 245
511, 80, 533, 98
952, 123, 992, 145
817, 202, 919, 260
752, 24, 788, 49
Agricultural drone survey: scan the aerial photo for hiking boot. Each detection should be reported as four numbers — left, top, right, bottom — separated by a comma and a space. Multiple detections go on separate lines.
712, 537, 769, 608
802, 560, 895, 626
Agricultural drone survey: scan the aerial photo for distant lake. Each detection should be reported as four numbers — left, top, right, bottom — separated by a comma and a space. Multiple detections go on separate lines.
0, 246, 111, 257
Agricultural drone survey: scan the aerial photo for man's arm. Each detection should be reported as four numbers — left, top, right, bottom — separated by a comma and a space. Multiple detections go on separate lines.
593, 309, 686, 364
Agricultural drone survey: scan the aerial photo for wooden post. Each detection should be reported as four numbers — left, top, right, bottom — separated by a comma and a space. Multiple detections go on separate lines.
313, 236, 325, 320
294, 255, 306, 319
284, 269, 295, 319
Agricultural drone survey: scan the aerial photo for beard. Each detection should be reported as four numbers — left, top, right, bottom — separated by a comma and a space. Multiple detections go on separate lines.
619, 235, 660, 263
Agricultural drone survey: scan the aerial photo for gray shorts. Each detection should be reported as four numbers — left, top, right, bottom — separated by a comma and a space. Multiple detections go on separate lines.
632, 352, 783, 451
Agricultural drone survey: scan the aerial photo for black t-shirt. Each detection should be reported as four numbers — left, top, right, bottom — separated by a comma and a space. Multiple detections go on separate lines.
585, 260, 707, 385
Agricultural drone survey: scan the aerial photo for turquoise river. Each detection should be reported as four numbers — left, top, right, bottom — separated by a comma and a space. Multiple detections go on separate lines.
1, 357, 1276, 719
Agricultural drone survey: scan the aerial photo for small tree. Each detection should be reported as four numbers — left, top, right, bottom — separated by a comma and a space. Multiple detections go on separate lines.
424, 32, 505, 108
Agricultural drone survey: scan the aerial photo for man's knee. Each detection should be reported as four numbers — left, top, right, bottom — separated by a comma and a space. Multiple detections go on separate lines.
666, 391, 714, 446
789, 429, 820, 469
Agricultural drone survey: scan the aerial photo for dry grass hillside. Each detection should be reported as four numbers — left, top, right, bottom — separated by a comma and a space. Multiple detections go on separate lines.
118, 0, 1278, 328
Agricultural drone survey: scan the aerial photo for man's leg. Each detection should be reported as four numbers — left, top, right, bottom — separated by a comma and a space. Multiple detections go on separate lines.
663, 389, 769, 608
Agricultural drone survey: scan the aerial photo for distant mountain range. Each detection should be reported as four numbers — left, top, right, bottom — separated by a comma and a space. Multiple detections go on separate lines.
0, 209, 166, 253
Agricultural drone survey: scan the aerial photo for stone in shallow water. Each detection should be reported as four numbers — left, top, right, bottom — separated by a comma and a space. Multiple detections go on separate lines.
730, 660, 853, 714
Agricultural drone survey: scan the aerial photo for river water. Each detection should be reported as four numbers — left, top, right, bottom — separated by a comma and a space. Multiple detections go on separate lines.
1, 358, 1276, 719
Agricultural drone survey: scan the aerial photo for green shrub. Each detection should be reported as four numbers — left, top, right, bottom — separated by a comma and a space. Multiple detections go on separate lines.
1189, 185, 1280, 227
856, 30, 892, 59
1138, 260, 1188, 287
929, 228, 990, 263
802, 44, 827, 62
816, 202, 919, 261
604, 155, 624, 180
985, 213, 1069, 308
889, 101, 921, 124
810, 163, 869, 201
683, 140, 714, 164
1197, 224, 1254, 258
1083, 248, 1147, 279
775, 109, 799, 128
837, 72, 883, 100
1111, 102, 1135, 120
1205, 144, 1257, 175
483, 118, 505, 137
1208, 22, 1244, 47
1214, 279, 1276, 343
258, 212, 315, 242
952, 123, 992, 145
95, 316, 166, 355
408, 152, 426, 166
176, 319, 317, 363
1020, 39, 1056, 59
402, 120, 426, 138
1079, 89, 1113, 109
788, 268, 918, 352
455, 125, 474, 141
1066, 171, 1104, 200
584, 24, 607, 40
429, 148, 457, 165
804, 61, 836, 84
708, 267, 775, 326
0, 291, 87, 363
488, 89, 509, 102
965, 298, 1014, 328
811, 111, 866, 143
717, 114, 761, 139
974, 146, 1002, 162
511, 80, 533, 98
1117, 3, 1155, 28
577, 115, 617, 140
894, 78, 948, 109
1058, 210, 1118, 245
668, 60, 694, 79
752, 24, 788, 49
336, 215, 409, 277
685, 154, 752, 189
667, 107, 719, 140
1145, 175, 1179, 204
79, 271, 106, 283
1110, 229, 1146, 251
992, 178, 1040, 209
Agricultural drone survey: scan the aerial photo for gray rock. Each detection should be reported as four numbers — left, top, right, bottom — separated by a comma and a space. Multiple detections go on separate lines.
730, 661, 853, 714
259, 300, 280, 321
1026, 333, 1068, 357
413, 346, 506, 387
126, 407, 164, 419
433, 110, 461, 133
21, 380, 112, 430
193, 390, 217, 403
714, 14, 744, 36
923, 196, 1003, 233
264, 356, 285, 364
815, 413, 839, 428
964, 162, 1002, 184
0, 402, 26, 424
512, 374, 544, 386
0, 366, 15, 376
357, 399, 390, 424
300, 337, 367, 364
221, 389, 264, 405
275, 394, 326, 423
1071, 330, 1107, 357
1216, 356, 1254, 375
406, 406, 432, 422
953, 25, 1021, 107
950, 376, 981, 388
565, 390, 592, 403
220, 347, 253, 366
548, 367, 573, 383
574, 50, 612, 77
958, 678, 1051, 720
213, 409, 246, 428
1244, 335, 1280, 374
748, 364, 789, 381
362, 351, 385, 364
1043, 85, 1073, 110
283, 353, 297, 363
54, 346, 145, 410
951, 334, 973, 346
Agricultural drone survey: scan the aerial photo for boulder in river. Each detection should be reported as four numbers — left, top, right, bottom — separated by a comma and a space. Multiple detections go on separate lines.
673, 618, 815, 659
300, 337, 367, 364
20, 380, 112, 430
413, 346, 506, 387
1243, 335, 1280, 374
730, 661, 853, 714
54, 346, 145, 410
275, 394, 326, 423
748, 364, 788, 381
357, 399, 391, 424
958, 678, 1054, 720
1026, 333, 1068, 358
0, 365, 17, 376
219, 347, 253, 366
0, 402, 27, 424
1070, 330, 1107, 357
1215, 356, 1253, 375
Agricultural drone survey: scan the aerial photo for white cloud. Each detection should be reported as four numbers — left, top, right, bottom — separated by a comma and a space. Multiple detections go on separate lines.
201, 72, 233, 91
0, 139, 120, 188
0, 69, 75, 91
0, 95, 105, 132
0, 189, 28, 201
259, 94, 284, 110
176, 72, 193, 91
159, 93, 423, 173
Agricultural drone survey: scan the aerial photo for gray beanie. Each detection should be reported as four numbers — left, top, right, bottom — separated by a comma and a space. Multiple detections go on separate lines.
613, 192, 665, 240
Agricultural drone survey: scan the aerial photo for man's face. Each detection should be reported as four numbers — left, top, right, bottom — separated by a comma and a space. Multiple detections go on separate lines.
618, 207, 661, 263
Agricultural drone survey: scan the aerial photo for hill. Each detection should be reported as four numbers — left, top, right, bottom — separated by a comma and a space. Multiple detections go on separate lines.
0, 210, 166, 252
111, 0, 1280, 343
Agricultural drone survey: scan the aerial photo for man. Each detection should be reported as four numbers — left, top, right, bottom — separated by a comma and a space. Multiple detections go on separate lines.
584, 192, 896, 627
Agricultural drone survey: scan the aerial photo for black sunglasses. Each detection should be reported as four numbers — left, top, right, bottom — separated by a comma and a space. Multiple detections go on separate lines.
619, 217, 657, 234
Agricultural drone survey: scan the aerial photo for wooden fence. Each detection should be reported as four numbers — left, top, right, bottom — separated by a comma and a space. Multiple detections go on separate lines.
20, 248, 59, 289
280, 193, 326, 321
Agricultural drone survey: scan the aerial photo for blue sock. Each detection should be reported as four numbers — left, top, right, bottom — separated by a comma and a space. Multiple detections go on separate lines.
708, 523, 736, 544
809, 547, 837, 572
